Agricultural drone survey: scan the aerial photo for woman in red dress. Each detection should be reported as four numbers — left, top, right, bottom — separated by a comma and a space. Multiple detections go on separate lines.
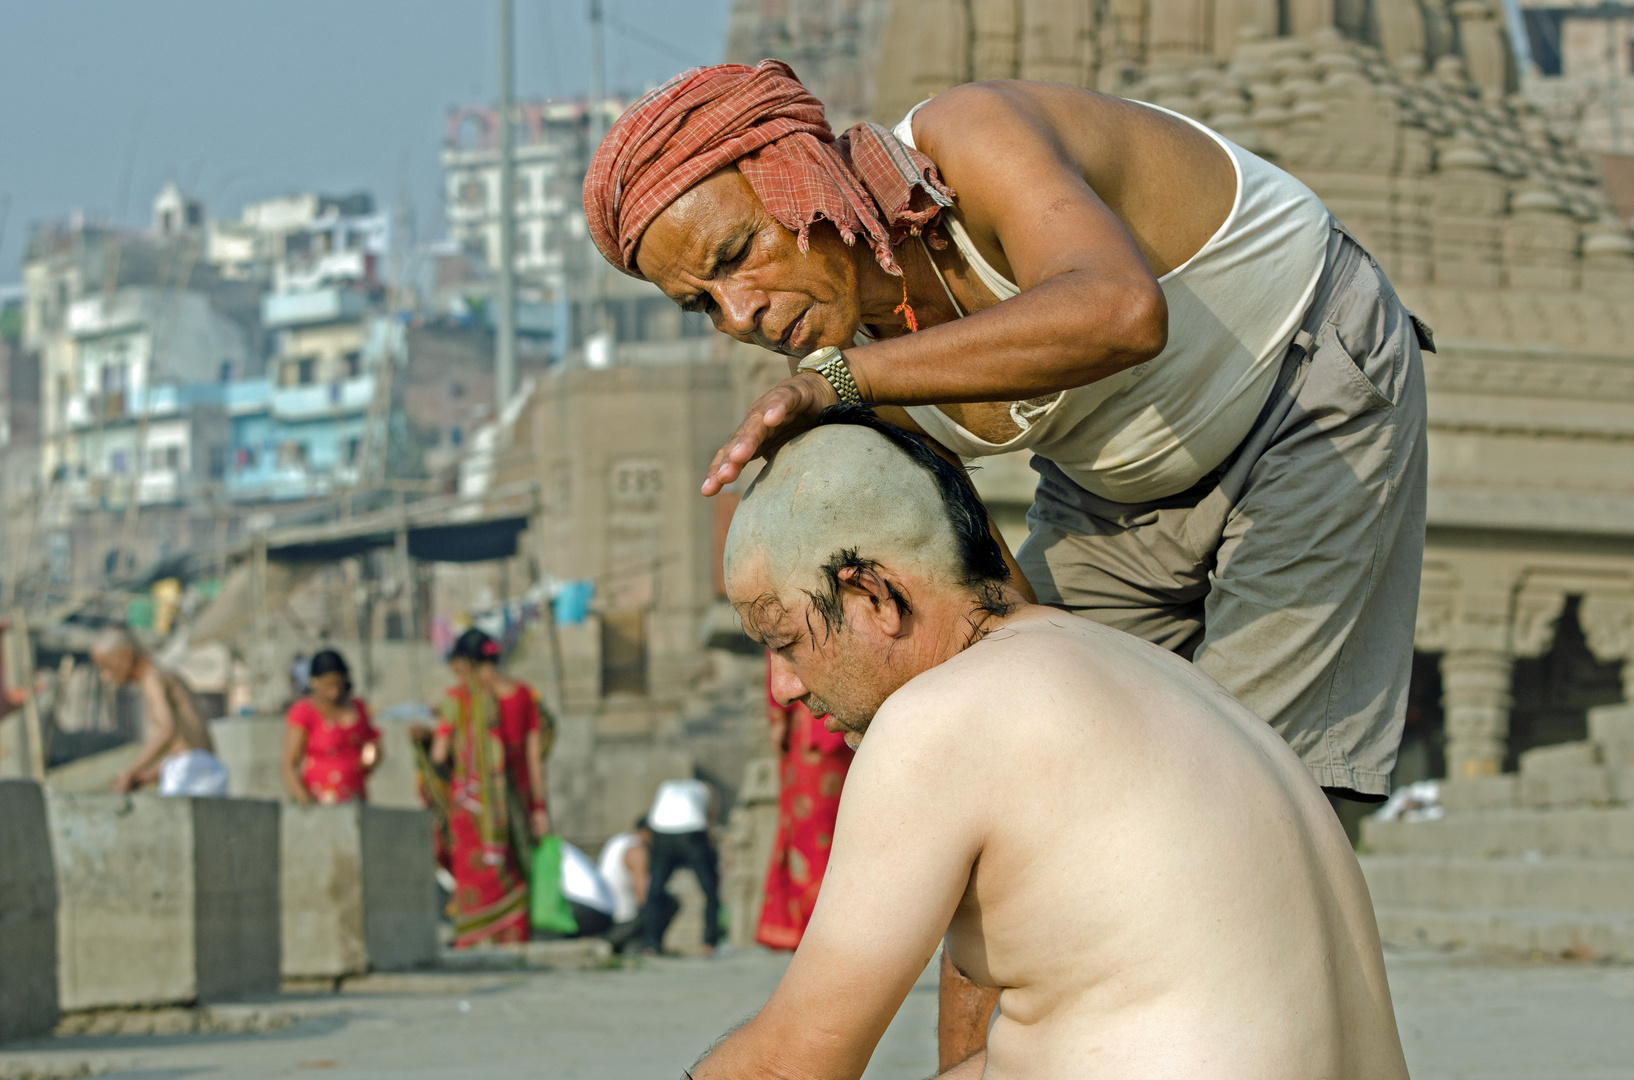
429, 628, 553, 948
282, 649, 380, 804
756, 662, 854, 950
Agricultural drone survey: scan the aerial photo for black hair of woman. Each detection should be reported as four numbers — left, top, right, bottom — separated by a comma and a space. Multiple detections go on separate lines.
449, 627, 502, 664
308, 648, 352, 699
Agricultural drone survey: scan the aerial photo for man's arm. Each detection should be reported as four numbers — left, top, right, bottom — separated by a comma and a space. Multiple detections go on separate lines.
115, 673, 176, 793
691, 682, 986, 1080
627, 843, 650, 905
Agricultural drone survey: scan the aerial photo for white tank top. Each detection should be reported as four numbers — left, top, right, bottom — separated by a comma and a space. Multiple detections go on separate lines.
893, 100, 1330, 502
647, 778, 711, 834
597, 832, 642, 923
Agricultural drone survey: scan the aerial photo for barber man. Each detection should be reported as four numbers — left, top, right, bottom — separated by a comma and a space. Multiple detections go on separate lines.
584, 60, 1428, 1068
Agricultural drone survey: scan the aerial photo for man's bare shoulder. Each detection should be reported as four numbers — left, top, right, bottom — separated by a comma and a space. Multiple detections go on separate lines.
871, 606, 1247, 759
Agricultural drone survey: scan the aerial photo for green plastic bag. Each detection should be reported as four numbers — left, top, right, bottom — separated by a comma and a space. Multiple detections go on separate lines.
529, 834, 578, 936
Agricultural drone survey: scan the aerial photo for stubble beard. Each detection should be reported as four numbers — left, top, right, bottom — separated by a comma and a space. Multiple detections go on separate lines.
804, 683, 877, 748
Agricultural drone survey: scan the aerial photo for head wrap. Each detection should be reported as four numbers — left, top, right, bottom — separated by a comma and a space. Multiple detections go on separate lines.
584, 59, 954, 280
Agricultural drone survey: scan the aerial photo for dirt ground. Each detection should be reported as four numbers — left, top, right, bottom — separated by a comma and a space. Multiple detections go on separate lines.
2, 946, 1632, 1079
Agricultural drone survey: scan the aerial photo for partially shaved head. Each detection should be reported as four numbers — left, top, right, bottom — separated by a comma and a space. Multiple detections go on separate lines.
726, 426, 958, 613
91, 626, 146, 685
724, 407, 1013, 742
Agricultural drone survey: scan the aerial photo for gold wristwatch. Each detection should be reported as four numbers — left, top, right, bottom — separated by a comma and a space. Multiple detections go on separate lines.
796, 346, 863, 406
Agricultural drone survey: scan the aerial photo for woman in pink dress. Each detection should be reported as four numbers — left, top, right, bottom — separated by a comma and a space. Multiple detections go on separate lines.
282, 649, 381, 804
757, 662, 854, 950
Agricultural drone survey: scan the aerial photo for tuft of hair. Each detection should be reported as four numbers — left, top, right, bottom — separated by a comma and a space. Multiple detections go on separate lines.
91, 625, 144, 658
724, 405, 1011, 636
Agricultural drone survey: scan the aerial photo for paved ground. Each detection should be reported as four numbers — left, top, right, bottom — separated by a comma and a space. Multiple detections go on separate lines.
3, 947, 1633, 1080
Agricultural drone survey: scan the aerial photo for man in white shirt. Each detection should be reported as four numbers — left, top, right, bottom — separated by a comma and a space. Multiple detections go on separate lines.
599, 818, 664, 954
642, 778, 721, 955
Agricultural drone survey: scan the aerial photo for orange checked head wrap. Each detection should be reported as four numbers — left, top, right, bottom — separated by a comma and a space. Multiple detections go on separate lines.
583, 59, 954, 281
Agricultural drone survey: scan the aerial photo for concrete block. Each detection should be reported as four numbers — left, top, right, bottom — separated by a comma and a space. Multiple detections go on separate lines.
47, 793, 280, 1010
1440, 775, 1518, 811
1589, 704, 1634, 767
1518, 740, 1600, 774
280, 804, 438, 978
1519, 765, 1614, 809
0, 781, 59, 1042
210, 716, 286, 800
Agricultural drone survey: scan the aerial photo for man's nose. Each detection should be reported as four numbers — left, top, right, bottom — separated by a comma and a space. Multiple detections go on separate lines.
766, 655, 808, 708
712, 280, 767, 341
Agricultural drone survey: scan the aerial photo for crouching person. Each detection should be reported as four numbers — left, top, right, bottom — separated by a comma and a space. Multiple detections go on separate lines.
694, 408, 1407, 1080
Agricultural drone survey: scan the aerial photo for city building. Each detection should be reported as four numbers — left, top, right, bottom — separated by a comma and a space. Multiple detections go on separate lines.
438, 96, 715, 362
441, 98, 622, 294
226, 291, 403, 502
206, 191, 386, 288
51, 286, 248, 507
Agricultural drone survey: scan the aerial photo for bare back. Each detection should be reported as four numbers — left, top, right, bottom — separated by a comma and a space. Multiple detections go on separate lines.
141, 664, 213, 757
788, 609, 1405, 1080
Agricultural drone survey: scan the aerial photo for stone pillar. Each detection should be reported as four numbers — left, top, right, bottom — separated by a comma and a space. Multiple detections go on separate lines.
1148, 0, 1210, 63
1417, 569, 1563, 779
1450, 0, 1511, 95
1021, 0, 1098, 87
971, 0, 1022, 80
0, 781, 58, 1042
1440, 649, 1516, 777
873, 0, 970, 122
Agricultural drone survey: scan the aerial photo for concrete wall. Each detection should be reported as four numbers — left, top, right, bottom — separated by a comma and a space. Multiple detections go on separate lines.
0, 781, 58, 1041
47, 793, 280, 1010
210, 713, 422, 810
281, 804, 437, 978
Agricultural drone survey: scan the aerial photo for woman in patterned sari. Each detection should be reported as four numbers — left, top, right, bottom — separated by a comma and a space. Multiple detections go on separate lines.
426, 628, 546, 947
756, 661, 854, 950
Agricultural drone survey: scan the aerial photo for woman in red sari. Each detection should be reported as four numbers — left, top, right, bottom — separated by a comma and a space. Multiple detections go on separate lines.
429, 629, 550, 948
756, 662, 854, 950
282, 649, 380, 804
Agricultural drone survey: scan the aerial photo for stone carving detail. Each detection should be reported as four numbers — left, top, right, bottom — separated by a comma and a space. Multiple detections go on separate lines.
1510, 586, 1568, 658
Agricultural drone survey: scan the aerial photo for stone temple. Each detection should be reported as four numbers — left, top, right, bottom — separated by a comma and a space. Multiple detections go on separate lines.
726, 0, 1634, 956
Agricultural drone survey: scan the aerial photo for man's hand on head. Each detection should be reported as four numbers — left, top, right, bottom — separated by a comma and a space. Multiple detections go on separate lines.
701, 372, 837, 495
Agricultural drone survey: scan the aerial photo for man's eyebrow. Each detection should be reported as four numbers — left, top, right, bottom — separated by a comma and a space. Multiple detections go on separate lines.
670, 228, 751, 309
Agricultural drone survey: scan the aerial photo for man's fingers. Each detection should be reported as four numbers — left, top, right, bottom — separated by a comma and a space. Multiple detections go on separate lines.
700, 378, 828, 494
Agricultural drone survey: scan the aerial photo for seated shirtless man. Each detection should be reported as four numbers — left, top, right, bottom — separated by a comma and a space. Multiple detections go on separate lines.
91, 627, 229, 797
701, 408, 1407, 1080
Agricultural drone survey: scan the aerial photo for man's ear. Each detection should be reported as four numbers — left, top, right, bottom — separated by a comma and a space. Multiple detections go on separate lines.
835, 564, 911, 638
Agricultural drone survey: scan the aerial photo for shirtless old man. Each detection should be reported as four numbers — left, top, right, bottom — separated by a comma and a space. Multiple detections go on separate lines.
703, 409, 1406, 1080
91, 627, 228, 797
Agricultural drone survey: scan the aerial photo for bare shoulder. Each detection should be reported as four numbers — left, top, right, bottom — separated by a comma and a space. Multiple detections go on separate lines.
868, 610, 1123, 748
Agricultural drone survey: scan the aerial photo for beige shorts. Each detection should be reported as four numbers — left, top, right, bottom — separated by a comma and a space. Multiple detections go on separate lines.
1018, 222, 1429, 800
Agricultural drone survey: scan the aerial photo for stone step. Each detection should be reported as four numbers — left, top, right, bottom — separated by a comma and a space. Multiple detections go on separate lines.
1362, 807, 1634, 857
1359, 853, 1634, 913
1373, 905, 1634, 961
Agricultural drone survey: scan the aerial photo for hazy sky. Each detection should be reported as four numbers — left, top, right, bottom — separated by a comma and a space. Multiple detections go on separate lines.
0, 0, 732, 284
